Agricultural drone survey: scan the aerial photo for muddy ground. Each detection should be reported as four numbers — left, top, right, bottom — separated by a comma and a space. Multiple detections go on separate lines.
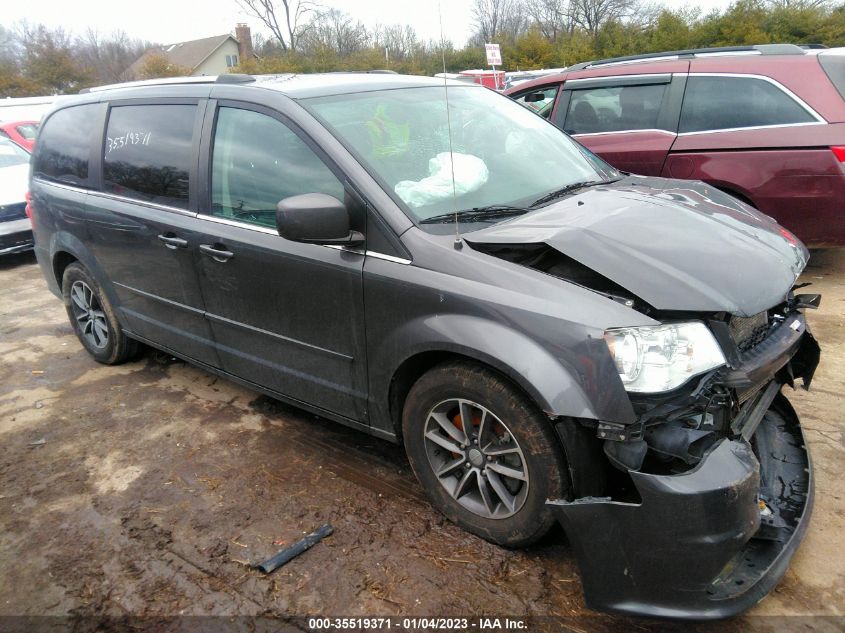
0, 248, 843, 633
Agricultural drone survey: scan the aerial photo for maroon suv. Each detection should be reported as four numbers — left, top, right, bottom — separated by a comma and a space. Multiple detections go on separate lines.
507, 44, 845, 246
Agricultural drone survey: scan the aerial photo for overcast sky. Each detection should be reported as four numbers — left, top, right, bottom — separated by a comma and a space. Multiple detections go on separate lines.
3, 0, 735, 48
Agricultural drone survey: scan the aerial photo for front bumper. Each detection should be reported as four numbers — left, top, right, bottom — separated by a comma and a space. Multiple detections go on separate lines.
0, 218, 33, 255
549, 400, 812, 618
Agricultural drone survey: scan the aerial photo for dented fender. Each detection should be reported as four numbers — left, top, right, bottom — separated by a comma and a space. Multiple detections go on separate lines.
367, 312, 628, 434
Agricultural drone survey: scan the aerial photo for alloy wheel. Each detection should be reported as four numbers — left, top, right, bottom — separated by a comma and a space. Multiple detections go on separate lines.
423, 398, 529, 519
69, 280, 109, 349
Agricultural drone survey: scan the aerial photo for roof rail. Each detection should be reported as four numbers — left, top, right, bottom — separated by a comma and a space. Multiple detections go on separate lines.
800, 44, 828, 49
324, 69, 399, 75
80, 74, 255, 94
567, 44, 808, 71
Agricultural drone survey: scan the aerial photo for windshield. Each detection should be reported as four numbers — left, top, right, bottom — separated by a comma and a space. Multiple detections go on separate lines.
0, 137, 29, 168
304, 86, 618, 229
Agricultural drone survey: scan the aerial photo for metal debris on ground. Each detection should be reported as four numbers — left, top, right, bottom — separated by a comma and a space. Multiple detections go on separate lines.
254, 524, 333, 574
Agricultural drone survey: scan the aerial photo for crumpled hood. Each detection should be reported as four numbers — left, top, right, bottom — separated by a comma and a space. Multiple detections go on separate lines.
466, 178, 808, 316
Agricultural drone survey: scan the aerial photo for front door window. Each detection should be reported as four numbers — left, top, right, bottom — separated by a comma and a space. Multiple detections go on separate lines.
211, 106, 344, 228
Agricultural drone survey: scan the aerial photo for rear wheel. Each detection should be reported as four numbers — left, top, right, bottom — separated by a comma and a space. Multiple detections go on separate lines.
402, 362, 568, 547
62, 263, 138, 364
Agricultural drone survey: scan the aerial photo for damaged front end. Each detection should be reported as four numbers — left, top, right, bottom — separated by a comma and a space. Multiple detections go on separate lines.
548, 297, 821, 619
464, 181, 820, 617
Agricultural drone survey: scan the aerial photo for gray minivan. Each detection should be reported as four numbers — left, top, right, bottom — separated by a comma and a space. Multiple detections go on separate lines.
29, 73, 820, 619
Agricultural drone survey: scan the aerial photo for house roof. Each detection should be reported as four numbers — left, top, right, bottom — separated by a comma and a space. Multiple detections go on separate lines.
128, 34, 237, 77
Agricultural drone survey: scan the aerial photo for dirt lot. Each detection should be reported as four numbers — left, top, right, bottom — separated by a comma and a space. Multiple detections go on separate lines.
1, 248, 843, 632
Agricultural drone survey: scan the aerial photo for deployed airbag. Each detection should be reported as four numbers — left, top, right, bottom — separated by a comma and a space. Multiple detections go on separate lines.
395, 152, 488, 208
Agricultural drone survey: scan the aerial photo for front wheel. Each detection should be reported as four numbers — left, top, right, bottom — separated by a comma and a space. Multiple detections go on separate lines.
402, 362, 569, 547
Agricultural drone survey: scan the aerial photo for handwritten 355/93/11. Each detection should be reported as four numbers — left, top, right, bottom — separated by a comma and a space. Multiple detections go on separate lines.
107, 131, 152, 153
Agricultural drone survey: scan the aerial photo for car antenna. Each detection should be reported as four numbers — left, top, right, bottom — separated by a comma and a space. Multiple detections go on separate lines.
438, 0, 463, 250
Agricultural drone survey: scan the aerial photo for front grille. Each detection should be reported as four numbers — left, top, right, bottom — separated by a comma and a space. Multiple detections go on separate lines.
729, 311, 770, 353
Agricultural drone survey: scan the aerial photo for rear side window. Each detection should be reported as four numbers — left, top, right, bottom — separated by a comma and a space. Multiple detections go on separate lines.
103, 104, 196, 209
210, 106, 344, 228
563, 84, 668, 134
679, 76, 817, 133
819, 54, 845, 101
33, 104, 98, 185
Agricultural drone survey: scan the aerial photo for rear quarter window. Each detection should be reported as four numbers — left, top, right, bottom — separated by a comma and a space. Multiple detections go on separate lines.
819, 54, 845, 101
679, 75, 817, 133
33, 104, 99, 186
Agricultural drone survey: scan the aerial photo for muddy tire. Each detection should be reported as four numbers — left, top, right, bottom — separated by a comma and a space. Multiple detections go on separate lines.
62, 263, 139, 364
402, 361, 569, 547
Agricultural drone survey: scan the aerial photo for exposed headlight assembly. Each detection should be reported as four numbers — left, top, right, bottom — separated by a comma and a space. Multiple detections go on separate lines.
604, 322, 726, 393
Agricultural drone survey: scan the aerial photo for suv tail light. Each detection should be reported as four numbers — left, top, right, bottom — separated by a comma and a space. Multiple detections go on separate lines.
25, 191, 33, 224
832, 146, 845, 162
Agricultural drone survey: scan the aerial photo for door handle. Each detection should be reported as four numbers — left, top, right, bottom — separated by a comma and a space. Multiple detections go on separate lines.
199, 243, 234, 263
157, 234, 188, 249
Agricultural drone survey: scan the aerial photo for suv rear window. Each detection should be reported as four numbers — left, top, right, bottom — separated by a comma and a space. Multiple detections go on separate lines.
679, 75, 817, 133
819, 54, 845, 101
103, 104, 196, 209
33, 104, 98, 186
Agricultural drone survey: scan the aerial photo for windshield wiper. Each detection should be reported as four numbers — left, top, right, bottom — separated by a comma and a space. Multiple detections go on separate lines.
420, 204, 531, 225
530, 178, 620, 208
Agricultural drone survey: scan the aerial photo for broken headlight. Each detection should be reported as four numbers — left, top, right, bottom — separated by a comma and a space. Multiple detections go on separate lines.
603, 322, 725, 393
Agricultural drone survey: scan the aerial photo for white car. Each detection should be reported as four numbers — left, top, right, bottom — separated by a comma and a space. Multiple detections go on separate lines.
0, 137, 32, 255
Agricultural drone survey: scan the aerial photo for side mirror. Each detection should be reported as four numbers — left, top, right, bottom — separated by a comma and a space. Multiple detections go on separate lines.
524, 92, 546, 103
275, 193, 364, 247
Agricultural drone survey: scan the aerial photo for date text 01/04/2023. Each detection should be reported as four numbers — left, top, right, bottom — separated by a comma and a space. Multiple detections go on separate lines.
307, 618, 528, 630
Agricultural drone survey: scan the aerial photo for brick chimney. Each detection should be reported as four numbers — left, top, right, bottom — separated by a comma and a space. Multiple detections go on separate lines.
235, 23, 254, 62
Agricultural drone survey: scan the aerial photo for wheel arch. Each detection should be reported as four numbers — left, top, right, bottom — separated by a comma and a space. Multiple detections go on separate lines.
52, 250, 79, 288
47, 232, 121, 309
374, 315, 603, 442
713, 184, 758, 209
387, 349, 551, 443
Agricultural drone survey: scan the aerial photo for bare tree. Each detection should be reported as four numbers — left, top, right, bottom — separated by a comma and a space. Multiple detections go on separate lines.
631, 1, 663, 29
372, 24, 422, 61
569, 0, 637, 34
471, 0, 528, 42
765, 0, 832, 8
301, 9, 368, 55
76, 29, 149, 84
525, 0, 573, 41
236, 0, 321, 51
0, 25, 20, 66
